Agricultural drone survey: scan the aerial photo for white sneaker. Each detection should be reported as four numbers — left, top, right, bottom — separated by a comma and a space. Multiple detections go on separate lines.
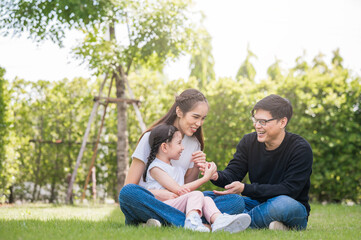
184, 212, 210, 232
142, 218, 162, 227
269, 221, 289, 230
211, 213, 251, 233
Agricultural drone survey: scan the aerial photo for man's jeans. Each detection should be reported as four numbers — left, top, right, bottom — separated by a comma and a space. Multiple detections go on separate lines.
119, 184, 245, 226
244, 195, 308, 229
204, 192, 308, 230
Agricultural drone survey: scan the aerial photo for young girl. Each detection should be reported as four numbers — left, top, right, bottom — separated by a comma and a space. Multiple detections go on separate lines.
143, 124, 251, 233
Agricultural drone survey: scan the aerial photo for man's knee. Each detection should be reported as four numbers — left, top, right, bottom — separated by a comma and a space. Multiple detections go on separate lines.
267, 195, 305, 218
202, 191, 216, 199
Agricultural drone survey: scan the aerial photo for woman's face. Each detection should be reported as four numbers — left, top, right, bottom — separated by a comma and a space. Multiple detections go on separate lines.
177, 102, 209, 137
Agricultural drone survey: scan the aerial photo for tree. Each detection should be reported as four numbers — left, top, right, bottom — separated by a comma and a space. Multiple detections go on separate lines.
189, 26, 215, 89
236, 46, 257, 82
0, 66, 10, 203
267, 58, 282, 80
1, 0, 200, 201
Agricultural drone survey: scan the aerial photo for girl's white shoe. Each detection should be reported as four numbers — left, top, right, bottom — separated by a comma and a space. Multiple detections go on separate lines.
184, 212, 210, 232
211, 213, 251, 233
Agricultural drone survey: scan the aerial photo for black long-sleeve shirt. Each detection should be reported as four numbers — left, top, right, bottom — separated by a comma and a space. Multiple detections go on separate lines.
212, 131, 313, 215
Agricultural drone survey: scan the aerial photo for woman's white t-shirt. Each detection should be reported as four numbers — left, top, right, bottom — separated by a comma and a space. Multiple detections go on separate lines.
145, 158, 186, 190
132, 131, 200, 188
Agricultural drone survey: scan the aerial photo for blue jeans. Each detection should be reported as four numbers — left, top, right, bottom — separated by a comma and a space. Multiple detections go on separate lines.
118, 184, 244, 226
242, 195, 308, 230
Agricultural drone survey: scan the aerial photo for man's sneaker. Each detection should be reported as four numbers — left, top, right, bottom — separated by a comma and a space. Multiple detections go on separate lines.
211, 213, 251, 233
184, 212, 210, 232
142, 218, 162, 227
269, 221, 289, 230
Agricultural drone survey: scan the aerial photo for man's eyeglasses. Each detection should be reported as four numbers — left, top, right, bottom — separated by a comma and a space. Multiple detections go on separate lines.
251, 117, 277, 126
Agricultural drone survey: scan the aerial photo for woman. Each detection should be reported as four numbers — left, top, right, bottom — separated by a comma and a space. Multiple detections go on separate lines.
118, 89, 244, 227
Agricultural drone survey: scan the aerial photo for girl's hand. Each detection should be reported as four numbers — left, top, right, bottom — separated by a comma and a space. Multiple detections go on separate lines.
203, 162, 217, 180
191, 151, 207, 172
149, 189, 178, 201
177, 186, 191, 196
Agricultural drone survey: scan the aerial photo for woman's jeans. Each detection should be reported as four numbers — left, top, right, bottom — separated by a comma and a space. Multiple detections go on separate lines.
118, 184, 244, 227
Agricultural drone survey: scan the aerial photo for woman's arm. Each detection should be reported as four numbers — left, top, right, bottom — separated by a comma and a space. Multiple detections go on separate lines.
184, 167, 200, 183
124, 158, 145, 185
184, 151, 207, 183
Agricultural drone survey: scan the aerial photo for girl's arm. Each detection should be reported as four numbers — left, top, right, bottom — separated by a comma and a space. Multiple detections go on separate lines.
183, 162, 216, 191
125, 158, 178, 201
150, 163, 216, 195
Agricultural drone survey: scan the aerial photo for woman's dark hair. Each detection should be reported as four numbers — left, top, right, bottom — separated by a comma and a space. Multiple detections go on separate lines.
251, 94, 293, 126
140, 88, 208, 150
143, 124, 179, 182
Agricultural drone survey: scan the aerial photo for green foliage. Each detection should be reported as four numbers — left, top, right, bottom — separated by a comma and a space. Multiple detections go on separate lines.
0, 66, 9, 201
0, 0, 118, 46
1, 0, 199, 75
1, 48, 361, 203
5, 77, 104, 202
189, 26, 215, 89
202, 50, 361, 202
73, 0, 197, 76
278, 62, 361, 203
236, 47, 257, 82
267, 58, 282, 80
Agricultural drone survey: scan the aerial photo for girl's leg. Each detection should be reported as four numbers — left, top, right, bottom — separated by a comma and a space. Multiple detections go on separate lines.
203, 191, 245, 214
203, 196, 252, 233
202, 196, 221, 224
118, 184, 185, 226
164, 191, 210, 232
164, 191, 204, 217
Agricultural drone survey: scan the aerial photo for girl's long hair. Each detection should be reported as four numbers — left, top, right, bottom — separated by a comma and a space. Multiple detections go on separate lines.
140, 88, 208, 150
143, 124, 178, 182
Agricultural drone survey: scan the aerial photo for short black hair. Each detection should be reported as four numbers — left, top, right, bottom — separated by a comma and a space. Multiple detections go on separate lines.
251, 94, 293, 125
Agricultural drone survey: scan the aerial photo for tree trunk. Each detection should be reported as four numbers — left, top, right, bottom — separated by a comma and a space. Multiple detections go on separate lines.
32, 138, 42, 202
50, 144, 59, 203
9, 185, 14, 203
115, 66, 129, 196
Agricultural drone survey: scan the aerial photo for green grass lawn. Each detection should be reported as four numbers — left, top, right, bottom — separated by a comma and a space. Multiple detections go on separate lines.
0, 203, 360, 240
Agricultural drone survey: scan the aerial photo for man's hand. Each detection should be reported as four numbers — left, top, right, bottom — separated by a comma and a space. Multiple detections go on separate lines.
213, 181, 244, 195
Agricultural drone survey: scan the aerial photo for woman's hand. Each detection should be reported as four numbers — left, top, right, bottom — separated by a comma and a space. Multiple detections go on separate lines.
191, 151, 207, 173
149, 189, 178, 201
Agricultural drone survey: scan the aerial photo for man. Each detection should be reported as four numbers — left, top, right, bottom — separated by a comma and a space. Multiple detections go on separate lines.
210, 94, 313, 230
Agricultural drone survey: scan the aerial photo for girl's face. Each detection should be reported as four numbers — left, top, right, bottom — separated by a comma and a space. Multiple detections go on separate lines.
166, 131, 184, 160
176, 102, 209, 137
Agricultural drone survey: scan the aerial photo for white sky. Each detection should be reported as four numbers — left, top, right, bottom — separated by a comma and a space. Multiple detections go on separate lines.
0, 0, 360, 82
